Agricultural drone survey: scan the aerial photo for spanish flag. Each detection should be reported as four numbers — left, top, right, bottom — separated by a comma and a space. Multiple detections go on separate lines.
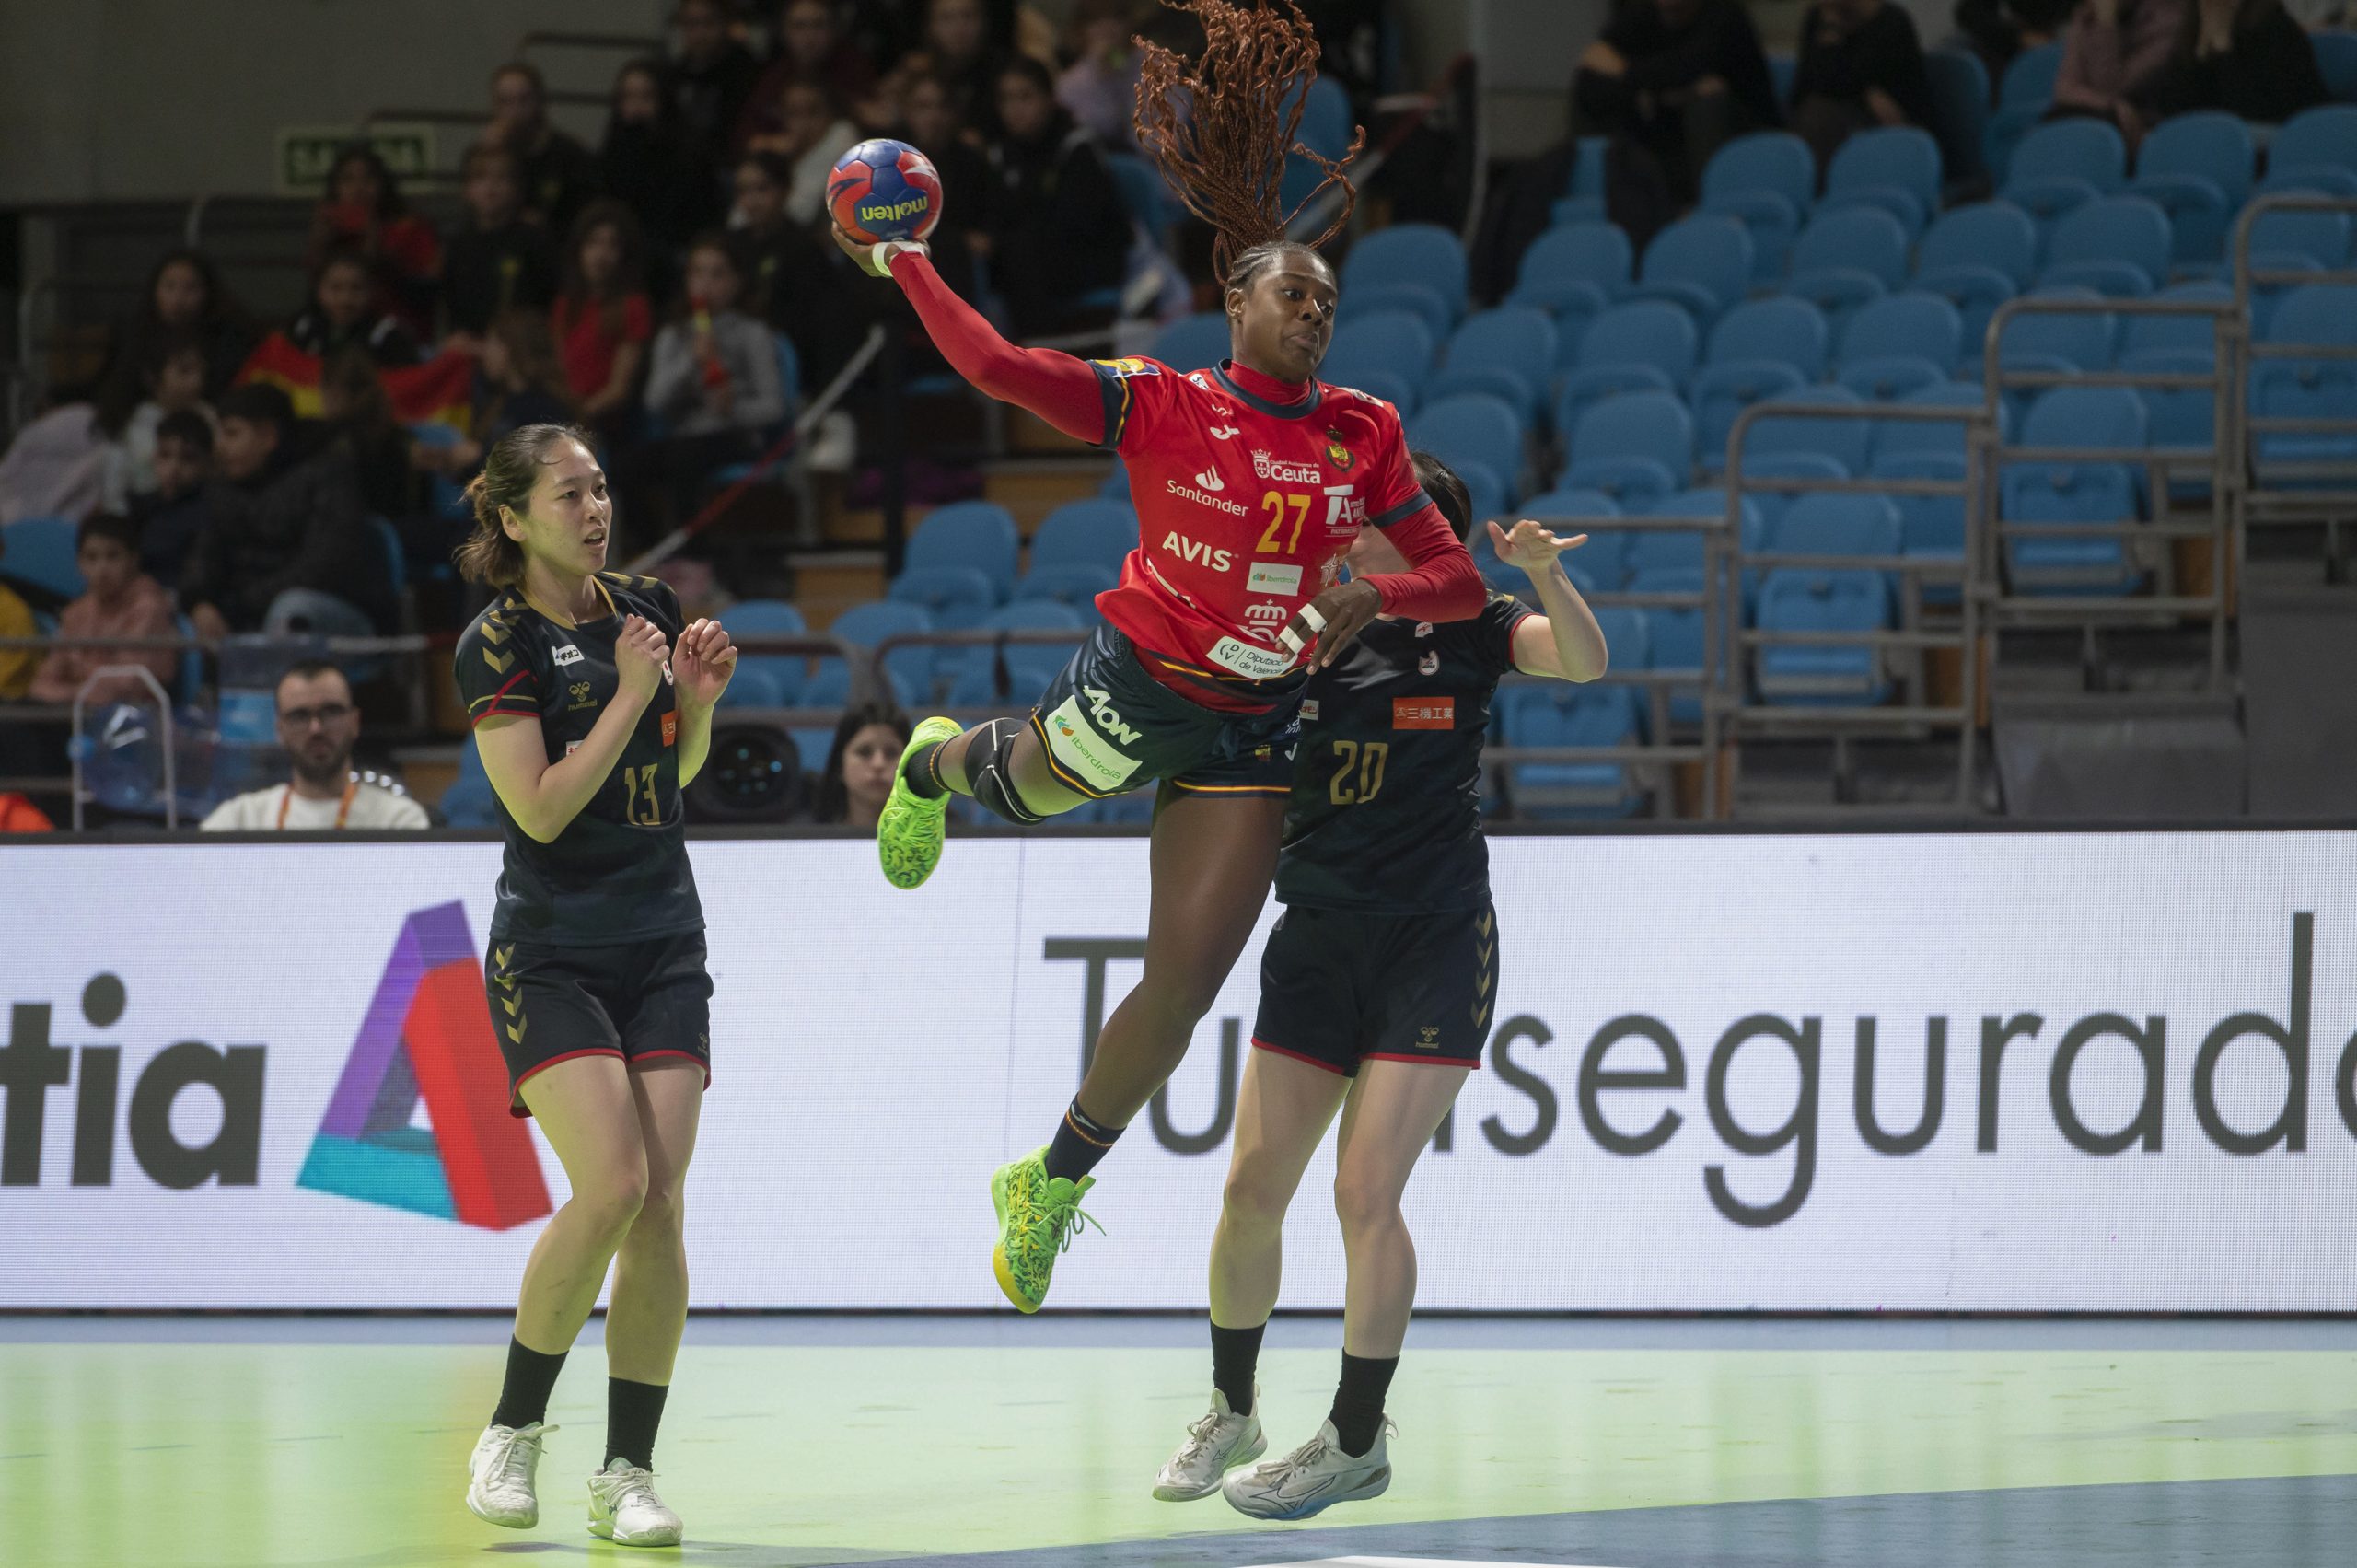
236, 332, 476, 434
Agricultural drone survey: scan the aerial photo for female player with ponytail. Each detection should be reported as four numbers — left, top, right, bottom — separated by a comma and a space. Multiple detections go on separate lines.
448, 424, 736, 1548
833, 0, 1486, 1316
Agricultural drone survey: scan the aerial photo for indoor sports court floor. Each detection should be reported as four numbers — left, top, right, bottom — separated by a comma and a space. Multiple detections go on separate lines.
4, 1316, 2352, 1567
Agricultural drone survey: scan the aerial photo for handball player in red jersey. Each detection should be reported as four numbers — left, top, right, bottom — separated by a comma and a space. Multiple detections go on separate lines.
834, 0, 1486, 1314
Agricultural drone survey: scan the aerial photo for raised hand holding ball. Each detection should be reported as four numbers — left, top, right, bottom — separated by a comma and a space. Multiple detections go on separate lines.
827, 139, 943, 246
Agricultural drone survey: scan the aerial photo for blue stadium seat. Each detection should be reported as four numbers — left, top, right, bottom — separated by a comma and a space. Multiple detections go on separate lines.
1785, 206, 1911, 343
1626, 565, 1710, 723
1340, 223, 1468, 338
1864, 381, 2000, 592
1099, 459, 1132, 502
1736, 383, 1872, 477
1701, 132, 1816, 280
714, 598, 808, 703
2130, 111, 2254, 265
1497, 682, 1645, 817
890, 500, 1019, 630
944, 599, 1086, 704
1988, 42, 2064, 179
1992, 285, 2117, 380
1755, 568, 1895, 705
1407, 393, 1527, 505
2003, 385, 2149, 592
440, 738, 499, 828
0, 515, 82, 598
1522, 489, 1625, 587
2000, 117, 2125, 232
1728, 451, 1850, 536
2038, 194, 2172, 296
1563, 391, 1693, 510
1150, 311, 1232, 373
1870, 377, 2001, 465
1553, 301, 1700, 439
2119, 280, 2230, 479
1691, 297, 1829, 470
2314, 31, 2357, 103
1019, 497, 1136, 611
1629, 213, 1754, 323
1321, 309, 1437, 413
1925, 46, 1992, 185
1453, 460, 1508, 528
1550, 136, 1610, 226
1104, 151, 1173, 243
1507, 221, 1632, 339
1635, 488, 1764, 583
2261, 105, 2357, 196
1913, 201, 2038, 361
827, 598, 938, 703
1280, 75, 1355, 213
714, 664, 784, 709
1836, 291, 1964, 398
1820, 127, 1944, 241
1428, 307, 1561, 425
2251, 283, 2357, 473
1770, 491, 1903, 559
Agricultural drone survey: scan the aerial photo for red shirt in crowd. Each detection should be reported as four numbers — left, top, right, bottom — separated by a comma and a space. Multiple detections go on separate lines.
552, 294, 654, 406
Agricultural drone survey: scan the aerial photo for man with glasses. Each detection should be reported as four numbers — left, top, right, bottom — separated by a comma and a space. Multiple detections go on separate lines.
200, 661, 428, 830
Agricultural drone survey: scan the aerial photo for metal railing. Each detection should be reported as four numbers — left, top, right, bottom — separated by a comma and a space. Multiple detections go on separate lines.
2233, 192, 2357, 546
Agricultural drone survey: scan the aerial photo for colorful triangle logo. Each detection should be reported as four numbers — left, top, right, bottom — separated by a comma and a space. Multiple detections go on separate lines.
296, 901, 552, 1230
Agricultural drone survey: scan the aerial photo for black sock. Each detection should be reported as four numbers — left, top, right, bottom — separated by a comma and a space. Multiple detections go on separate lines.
605, 1377, 670, 1471
1210, 1320, 1265, 1416
1329, 1352, 1399, 1458
489, 1336, 567, 1431
901, 739, 949, 799
1042, 1098, 1123, 1181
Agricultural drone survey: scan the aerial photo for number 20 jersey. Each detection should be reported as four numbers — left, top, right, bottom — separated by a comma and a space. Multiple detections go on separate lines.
1086, 357, 1436, 709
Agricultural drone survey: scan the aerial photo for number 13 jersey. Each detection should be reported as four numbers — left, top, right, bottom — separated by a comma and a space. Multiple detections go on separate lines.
1086, 357, 1436, 710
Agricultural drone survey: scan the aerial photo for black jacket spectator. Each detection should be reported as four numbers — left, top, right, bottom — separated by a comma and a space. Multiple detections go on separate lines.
442, 222, 559, 340
602, 58, 727, 272
103, 250, 259, 402
671, 0, 765, 162
288, 247, 423, 367
2136, 0, 2330, 124
491, 64, 600, 231
1789, 0, 1938, 169
979, 60, 1131, 337
727, 154, 865, 390
180, 413, 390, 634
1574, 0, 1782, 199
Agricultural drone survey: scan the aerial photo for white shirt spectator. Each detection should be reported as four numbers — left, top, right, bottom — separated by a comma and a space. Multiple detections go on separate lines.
202, 777, 429, 831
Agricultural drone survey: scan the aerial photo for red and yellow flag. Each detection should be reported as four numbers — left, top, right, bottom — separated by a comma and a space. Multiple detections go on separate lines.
237, 332, 475, 434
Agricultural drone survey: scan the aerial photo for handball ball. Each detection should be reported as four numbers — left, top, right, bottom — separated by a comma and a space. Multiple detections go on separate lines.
827, 139, 943, 245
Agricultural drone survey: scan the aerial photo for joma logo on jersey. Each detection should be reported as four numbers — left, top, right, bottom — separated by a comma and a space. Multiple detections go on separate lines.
1081, 685, 1143, 745
1162, 531, 1235, 573
1208, 424, 1239, 440
1253, 450, 1323, 484
552, 644, 585, 668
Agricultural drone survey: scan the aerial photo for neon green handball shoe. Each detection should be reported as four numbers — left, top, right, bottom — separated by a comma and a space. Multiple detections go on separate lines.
877, 715, 963, 889
991, 1147, 1101, 1314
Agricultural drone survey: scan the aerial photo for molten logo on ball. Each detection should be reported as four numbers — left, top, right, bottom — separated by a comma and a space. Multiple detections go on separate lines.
828, 138, 944, 245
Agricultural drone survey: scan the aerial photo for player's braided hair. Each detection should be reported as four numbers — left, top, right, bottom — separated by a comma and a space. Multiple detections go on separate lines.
1132, 0, 1364, 285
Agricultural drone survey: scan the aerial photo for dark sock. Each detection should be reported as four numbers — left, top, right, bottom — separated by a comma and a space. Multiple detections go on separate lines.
1042, 1098, 1123, 1181
901, 739, 949, 799
605, 1377, 670, 1471
1329, 1352, 1399, 1458
489, 1336, 567, 1431
1210, 1320, 1265, 1416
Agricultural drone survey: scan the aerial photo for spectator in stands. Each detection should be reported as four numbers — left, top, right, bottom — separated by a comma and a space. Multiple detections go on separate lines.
491, 62, 600, 231
0, 392, 111, 528
287, 244, 424, 367
26, 513, 177, 708
923, 0, 1011, 133
440, 143, 560, 344
1573, 0, 1783, 202
671, 0, 764, 165
319, 348, 421, 522
1788, 0, 1939, 172
2133, 0, 2330, 125
747, 0, 886, 139
97, 331, 211, 507
552, 200, 656, 432
2049, 0, 2188, 128
201, 660, 428, 830
180, 384, 391, 642
976, 56, 1132, 336
1956, 0, 2076, 77
728, 150, 864, 387
633, 235, 788, 526
602, 56, 724, 282
420, 309, 578, 482
810, 702, 911, 828
890, 73, 988, 300
307, 145, 442, 342
745, 78, 865, 226
0, 550, 34, 701
103, 250, 257, 402
133, 412, 214, 589
1056, 0, 1147, 151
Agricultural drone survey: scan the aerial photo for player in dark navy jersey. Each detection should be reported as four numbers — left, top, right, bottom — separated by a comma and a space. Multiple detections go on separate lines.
1151, 454, 1608, 1521
448, 424, 737, 1550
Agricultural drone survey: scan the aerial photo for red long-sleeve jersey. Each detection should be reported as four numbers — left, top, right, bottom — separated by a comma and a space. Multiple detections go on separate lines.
888, 249, 1484, 711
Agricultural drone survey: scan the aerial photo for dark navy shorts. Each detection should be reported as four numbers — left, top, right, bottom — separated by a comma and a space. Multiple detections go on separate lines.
1251, 903, 1497, 1078
487, 931, 712, 1117
1027, 623, 1299, 800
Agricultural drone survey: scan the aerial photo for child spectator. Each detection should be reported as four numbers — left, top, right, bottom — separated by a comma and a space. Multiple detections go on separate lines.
1574, 0, 1782, 203
2050, 0, 2188, 129
1056, 0, 1147, 151
1788, 0, 1938, 173
600, 57, 722, 273
307, 145, 442, 341
977, 56, 1131, 337
747, 0, 885, 137
2134, 0, 2329, 127
552, 200, 656, 429
490, 62, 600, 230
634, 235, 788, 524
26, 513, 178, 708
201, 661, 428, 830
810, 702, 911, 828
440, 143, 559, 343
288, 244, 424, 367
0, 394, 111, 528
180, 383, 390, 641
727, 150, 863, 388
319, 348, 421, 521
746, 78, 863, 226
99, 331, 213, 507
102, 250, 257, 402
890, 73, 989, 302
923, 0, 1010, 133
132, 412, 215, 589
417, 309, 578, 480
671, 0, 764, 164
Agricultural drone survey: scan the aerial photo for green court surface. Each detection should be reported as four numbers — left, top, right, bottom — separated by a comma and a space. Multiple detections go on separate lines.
3, 1318, 2354, 1567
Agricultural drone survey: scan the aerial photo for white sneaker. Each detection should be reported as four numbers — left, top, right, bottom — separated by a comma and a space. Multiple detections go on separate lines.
587, 1457, 683, 1547
465, 1422, 555, 1528
1222, 1416, 1395, 1521
1152, 1388, 1265, 1501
